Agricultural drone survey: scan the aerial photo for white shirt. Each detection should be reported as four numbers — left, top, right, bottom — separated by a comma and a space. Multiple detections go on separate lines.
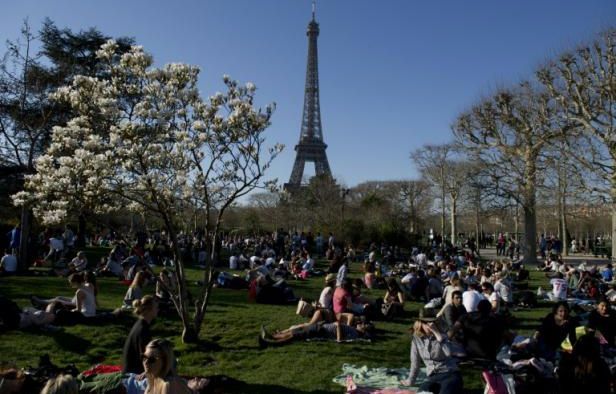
229, 255, 238, 270
318, 286, 334, 309
494, 280, 512, 303
462, 290, 485, 313
302, 258, 315, 271
550, 278, 568, 300
415, 253, 427, 267
1, 254, 17, 272
487, 291, 501, 313
49, 237, 64, 251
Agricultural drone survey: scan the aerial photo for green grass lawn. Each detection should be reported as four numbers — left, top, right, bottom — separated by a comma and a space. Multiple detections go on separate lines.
0, 257, 554, 393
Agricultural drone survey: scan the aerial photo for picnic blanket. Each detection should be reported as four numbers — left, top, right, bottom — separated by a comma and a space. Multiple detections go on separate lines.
332, 363, 427, 392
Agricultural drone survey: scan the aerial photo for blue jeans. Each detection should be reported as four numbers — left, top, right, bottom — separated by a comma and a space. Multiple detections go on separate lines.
419, 371, 463, 394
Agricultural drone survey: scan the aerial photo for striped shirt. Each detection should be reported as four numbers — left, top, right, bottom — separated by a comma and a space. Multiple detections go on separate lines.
319, 323, 360, 340
408, 335, 458, 384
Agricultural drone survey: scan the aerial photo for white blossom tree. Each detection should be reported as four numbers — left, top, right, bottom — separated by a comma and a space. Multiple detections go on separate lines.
13, 41, 282, 342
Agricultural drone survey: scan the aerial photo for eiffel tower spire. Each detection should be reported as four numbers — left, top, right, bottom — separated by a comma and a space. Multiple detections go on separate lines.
285, 2, 332, 191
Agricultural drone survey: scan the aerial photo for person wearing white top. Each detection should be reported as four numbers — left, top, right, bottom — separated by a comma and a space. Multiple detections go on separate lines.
229, 255, 239, 270
549, 273, 568, 301
318, 274, 337, 309
462, 284, 485, 313
0, 249, 18, 274
482, 282, 500, 313
493, 273, 513, 304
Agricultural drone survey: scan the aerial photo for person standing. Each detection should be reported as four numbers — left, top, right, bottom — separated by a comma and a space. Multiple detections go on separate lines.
7, 225, 20, 256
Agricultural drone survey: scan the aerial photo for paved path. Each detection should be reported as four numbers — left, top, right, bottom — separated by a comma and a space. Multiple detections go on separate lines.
478, 247, 611, 266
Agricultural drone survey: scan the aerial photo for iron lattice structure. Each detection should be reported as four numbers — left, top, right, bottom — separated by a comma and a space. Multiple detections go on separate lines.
284, 7, 332, 191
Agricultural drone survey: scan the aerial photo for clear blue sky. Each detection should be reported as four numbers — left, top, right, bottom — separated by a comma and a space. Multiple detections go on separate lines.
2, 0, 615, 188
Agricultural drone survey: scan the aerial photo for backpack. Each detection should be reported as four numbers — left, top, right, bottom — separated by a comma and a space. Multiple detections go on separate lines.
483, 369, 515, 394
0, 295, 22, 330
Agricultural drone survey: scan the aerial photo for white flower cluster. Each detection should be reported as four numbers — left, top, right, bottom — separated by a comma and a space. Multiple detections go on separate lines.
15, 40, 282, 228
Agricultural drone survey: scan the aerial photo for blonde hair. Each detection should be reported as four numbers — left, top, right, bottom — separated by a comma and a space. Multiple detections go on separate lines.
133, 295, 157, 317
412, 320, 426, 338
145, 339, 175, 378
131, 271, 146, 289
40, 374, 78, 394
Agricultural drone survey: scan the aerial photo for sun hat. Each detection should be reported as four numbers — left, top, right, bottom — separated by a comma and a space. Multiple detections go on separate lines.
417, 306, 437, 322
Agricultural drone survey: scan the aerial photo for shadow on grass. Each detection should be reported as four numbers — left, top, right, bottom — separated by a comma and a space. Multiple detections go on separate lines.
204, 375, 335, 394
51, 331, 92, 352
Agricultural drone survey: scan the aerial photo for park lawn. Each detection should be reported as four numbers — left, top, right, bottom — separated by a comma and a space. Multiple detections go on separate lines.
0, 257, 553, 393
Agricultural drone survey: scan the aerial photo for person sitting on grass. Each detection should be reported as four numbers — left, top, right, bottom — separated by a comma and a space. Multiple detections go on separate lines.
0, 249, 17, 276
123, 271, 147, 309
401, 311, 463, 394
123, 295, 159, 374
68, 251, 88, 274
31, 272, 96, 324
436, 290, 466, 334
318, 273, 337, 310
333, 279, 355, 325
141, 339, 200, 394
586, 298, 616, 347
97, 251, 124, 278
379, 277, 405, 319
448, 299, 506, 360
557, 334, 612, 394
40, 374, 79, 394
259, 320, 374, 347
533, 301, 578, 361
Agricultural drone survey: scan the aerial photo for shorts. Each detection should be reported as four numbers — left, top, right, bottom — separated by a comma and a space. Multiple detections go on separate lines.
291, 323, 320, 339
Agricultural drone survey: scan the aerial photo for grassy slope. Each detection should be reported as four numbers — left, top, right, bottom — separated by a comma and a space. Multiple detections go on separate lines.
0, 254, 552, 393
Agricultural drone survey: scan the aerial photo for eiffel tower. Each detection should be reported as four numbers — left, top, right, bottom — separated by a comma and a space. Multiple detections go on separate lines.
284, 2, 332, 191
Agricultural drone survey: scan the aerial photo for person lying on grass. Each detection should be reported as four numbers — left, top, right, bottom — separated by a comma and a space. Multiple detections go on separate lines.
0, 295, 57, 331
259, 320, 374, 347
31, 272, 97, 324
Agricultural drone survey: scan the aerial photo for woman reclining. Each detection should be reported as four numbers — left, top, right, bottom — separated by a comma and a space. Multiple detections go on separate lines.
259, 320, 374, 347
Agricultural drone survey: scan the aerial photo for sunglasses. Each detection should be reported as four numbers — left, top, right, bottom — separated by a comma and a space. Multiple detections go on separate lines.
142, 354, 159, 364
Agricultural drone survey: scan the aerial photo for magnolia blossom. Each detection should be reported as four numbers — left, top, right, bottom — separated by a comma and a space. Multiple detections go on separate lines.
15, 39, 282, 236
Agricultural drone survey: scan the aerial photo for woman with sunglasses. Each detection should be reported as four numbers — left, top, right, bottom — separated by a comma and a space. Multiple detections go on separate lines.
122, 295, 159, 374
142, 339, 197, 394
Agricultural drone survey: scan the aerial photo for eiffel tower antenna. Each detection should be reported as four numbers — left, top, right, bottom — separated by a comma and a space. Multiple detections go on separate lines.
312, 0, 316, 20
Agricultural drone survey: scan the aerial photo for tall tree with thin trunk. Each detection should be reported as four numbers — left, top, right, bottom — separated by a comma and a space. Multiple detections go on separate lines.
411, 143, 454, 240
453, 83, 563, 265
537, 29, 616, 258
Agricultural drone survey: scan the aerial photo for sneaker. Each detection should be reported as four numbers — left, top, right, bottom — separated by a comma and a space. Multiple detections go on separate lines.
260, 325, 270, 340
258, 335, 269, 349
41, 324, 62, 333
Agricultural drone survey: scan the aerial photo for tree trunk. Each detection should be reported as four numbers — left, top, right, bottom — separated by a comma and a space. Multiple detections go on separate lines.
522, 153, 538, 265
611, 208, 616, 261
561, 195, 568, 256
514, 206, 519, 242
450, 196, 457, 246
18, 208, 32, 271
441, 189, 446, 241
523, 204, 538, 265
165, 226, 195, 343
76, 213, 87, 247
474, 189, 481, 248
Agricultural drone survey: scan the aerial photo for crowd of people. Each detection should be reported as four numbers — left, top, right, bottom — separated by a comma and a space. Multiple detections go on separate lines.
1, 226, 616, 393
